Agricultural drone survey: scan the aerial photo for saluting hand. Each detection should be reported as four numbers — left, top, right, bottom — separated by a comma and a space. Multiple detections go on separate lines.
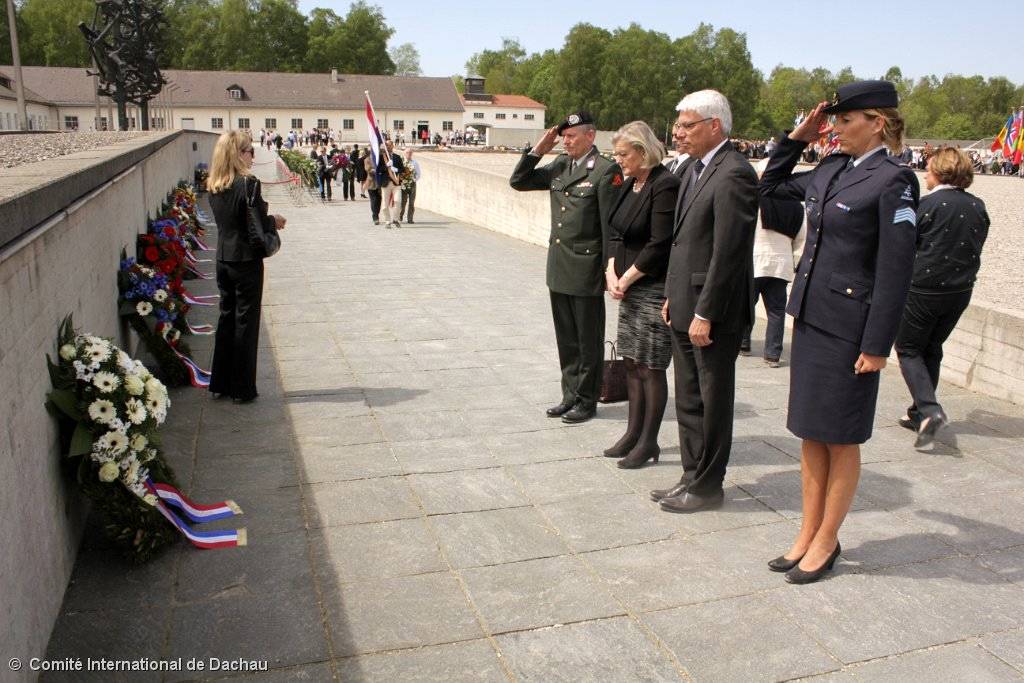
533, 126, 559, 156
789, 102, 832, 144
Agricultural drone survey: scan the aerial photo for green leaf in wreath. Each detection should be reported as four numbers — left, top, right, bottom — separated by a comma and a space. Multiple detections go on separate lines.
69, 422, 94, 457
47, 389, 83, 421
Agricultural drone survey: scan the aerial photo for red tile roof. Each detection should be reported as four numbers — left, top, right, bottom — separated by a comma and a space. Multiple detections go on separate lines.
460, 93, 545, 109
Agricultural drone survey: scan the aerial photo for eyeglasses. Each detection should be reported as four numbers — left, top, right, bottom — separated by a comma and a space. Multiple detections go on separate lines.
672, 117, 713, 132
241, 147, 254, 154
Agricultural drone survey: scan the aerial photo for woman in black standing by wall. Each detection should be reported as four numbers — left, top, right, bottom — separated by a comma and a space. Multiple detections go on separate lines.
760, 81, 919, 583
604, 121, 680, 468
207, 130, 286, 403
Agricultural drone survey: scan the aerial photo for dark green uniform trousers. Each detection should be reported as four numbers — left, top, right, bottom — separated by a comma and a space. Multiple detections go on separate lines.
549, 291, 605, 408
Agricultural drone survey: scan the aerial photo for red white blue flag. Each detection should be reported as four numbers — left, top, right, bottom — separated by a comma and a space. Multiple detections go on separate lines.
365, 91, 383, 173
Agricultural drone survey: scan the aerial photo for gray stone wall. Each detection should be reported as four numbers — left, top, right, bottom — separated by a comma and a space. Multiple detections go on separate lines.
0, 131, 217, 677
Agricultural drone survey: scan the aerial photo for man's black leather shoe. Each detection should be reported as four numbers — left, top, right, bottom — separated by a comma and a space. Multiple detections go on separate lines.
650, 479, 690, 502
546, 401, 574, 418
659, 488, 724, 513
561, 403, 596, 424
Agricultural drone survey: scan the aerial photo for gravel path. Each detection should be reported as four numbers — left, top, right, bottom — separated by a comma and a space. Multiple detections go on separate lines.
418, 152, 1024, 312
0, 131, 157, 168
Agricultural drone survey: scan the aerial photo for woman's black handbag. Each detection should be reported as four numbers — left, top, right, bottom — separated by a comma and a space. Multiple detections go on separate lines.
244, 176, 280, 257
599, 341, 628, 404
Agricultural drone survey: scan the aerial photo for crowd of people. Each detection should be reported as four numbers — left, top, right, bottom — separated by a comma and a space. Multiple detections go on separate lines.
201, 78, 991, 587
511, 80, 990, 585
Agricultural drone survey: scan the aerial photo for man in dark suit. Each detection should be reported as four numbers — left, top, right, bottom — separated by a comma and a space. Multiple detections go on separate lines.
652, 90, 759, 512
510, 111, 622, 423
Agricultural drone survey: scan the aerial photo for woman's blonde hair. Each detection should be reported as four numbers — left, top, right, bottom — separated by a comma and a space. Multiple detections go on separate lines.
612, 120, 665, 170
862, 107, 905, 155
928, 146, 974, 189
208, 130, 253, 193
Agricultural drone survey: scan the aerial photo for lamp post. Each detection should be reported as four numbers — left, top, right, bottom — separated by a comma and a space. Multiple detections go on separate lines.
5, 0, 28, 131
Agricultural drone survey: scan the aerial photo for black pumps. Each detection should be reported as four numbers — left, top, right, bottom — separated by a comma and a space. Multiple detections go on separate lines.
784, 543, 842, 584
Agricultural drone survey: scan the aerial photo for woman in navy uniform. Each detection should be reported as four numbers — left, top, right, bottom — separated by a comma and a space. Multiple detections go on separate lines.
759, 81, 919, 583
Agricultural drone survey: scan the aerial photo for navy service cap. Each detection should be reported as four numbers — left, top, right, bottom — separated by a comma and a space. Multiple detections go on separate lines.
822, 80, 899, 114
557, 111, 595, 134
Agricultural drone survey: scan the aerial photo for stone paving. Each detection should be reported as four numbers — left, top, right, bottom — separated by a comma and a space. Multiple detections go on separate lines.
43, 149, 1024, 682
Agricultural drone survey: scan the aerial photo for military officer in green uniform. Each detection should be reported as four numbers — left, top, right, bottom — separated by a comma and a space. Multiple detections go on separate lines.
510, 111, 623, 423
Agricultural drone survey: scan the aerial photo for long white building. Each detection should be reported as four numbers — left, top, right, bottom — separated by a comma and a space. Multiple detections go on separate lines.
0, 66, 546, 140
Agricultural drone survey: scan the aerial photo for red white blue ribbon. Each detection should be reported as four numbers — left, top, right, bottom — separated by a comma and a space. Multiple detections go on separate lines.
168, 345, 211, 388
183, 292, 218, 306
144, 478, 246, 549
185, 263, 214, 280
187, 321, 214, 335
149, 480, 241, 522
192, 233, 212, 251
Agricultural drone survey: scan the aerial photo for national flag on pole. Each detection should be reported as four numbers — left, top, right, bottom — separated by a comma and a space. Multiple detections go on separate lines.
992, 112, 1013, 152
365, 91, 383, 181
1014, 111, 1024, 165
1005, 109, 1023, 159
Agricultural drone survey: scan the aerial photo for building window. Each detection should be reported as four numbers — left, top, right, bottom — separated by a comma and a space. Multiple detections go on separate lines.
525, 114, 535, 121
495, 113, 506, 120
473, 112, 484, 119
513, 113, 518, 119
99, 116, 107, 130
265, 118, 277, 129
343, 118, 354, 130
291, 118, 303, 129
211, 117, 224, 129
317, 118, 329, 128
151, 117, 164, 129
442, 120, 453, 131
238, 117, 250, 129
128, 116, 137, 129
229, 88, 242, 99
64, 116, 79, 130
393, 119, 404, 130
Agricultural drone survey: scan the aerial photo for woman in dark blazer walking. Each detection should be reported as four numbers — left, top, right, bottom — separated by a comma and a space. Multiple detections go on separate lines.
207, 130, 286, 403
896, 147, 989, 448
759, 81, 919, 583
604, 121, 680, 468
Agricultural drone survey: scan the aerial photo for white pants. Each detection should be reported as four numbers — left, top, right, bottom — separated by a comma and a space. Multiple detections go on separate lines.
381, 184, 401, 223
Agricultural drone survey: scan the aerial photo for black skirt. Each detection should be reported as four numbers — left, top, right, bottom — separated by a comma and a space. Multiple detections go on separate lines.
787, 319, 880, 444
616, 279, 672, 370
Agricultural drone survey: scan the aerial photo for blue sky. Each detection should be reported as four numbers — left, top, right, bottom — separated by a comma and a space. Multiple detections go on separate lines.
296, 0, 1023, 84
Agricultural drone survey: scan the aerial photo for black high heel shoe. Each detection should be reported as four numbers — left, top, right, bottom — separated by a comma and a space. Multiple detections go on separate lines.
603, 434, 639, 458
784, 542, 841, 584
768, 553, 805, 572
617, 445, 660, 469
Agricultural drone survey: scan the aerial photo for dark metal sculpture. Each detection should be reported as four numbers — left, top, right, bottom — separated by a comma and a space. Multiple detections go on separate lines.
79, 0, 167, 131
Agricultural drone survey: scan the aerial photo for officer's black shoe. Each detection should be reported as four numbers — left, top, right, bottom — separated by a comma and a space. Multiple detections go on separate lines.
898, 414, 920, 431
914, 413, 948, 450
650, 478, 690, 502
561, 403, 596, 424
546, 400, 574, 418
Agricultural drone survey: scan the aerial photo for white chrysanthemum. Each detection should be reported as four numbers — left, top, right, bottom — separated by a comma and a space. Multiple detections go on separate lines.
140, 266, 155, 276
98, 461, 120, 482
124, 374, 145, 396
168, 302, 176, 311
125, 398, 147, 425
108, 417, 126, 432
130, 433, 148, 451
153, 289, 168, 302
123, 456, 141, 485
73, 360, 93, 381
59, 344, 77, 361
102, 430, 129, 455
84, 335, 104, 346
92, 371, 120, 393
136, 301, 153, 316
88, 399, 116, 425
85, 342, 111, 363
88, 360, 101, 371
145, 377, 167, 401
117, 350, 134, 371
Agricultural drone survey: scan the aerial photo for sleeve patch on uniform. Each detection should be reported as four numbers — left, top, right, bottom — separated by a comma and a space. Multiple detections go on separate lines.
611, 174, 623, 186
893, 207, 916, 225
900, 184, 914, 201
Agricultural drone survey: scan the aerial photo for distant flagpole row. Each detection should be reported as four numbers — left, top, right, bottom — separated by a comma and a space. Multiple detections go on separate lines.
991, 108, 1024, 164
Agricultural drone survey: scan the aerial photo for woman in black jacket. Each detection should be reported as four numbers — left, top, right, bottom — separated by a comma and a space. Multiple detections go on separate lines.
207, 131, 286, 403
896, 147, 989, 448
603, 121, 680, 468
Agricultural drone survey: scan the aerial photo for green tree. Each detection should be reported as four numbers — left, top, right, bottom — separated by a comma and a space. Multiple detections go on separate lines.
18, 0, 93, 66
597, 24, 677, 135
249, 0, 307, 72
550, 23, 611, 125
162, 0, 219, 69
336, 1, 394, 74
451, 74, 464, 93
304, 7, 345, 72
465, 38, 526, 93
390, 42, 421, 76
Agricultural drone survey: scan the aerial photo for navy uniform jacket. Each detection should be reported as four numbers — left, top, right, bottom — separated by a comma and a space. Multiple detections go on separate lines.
759, 136, 919, 357
510, 146, 622, 296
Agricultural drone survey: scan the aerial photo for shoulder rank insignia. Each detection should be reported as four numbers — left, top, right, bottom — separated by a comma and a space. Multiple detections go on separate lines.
893, 207, 916, 226
586, 156, 596, 170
